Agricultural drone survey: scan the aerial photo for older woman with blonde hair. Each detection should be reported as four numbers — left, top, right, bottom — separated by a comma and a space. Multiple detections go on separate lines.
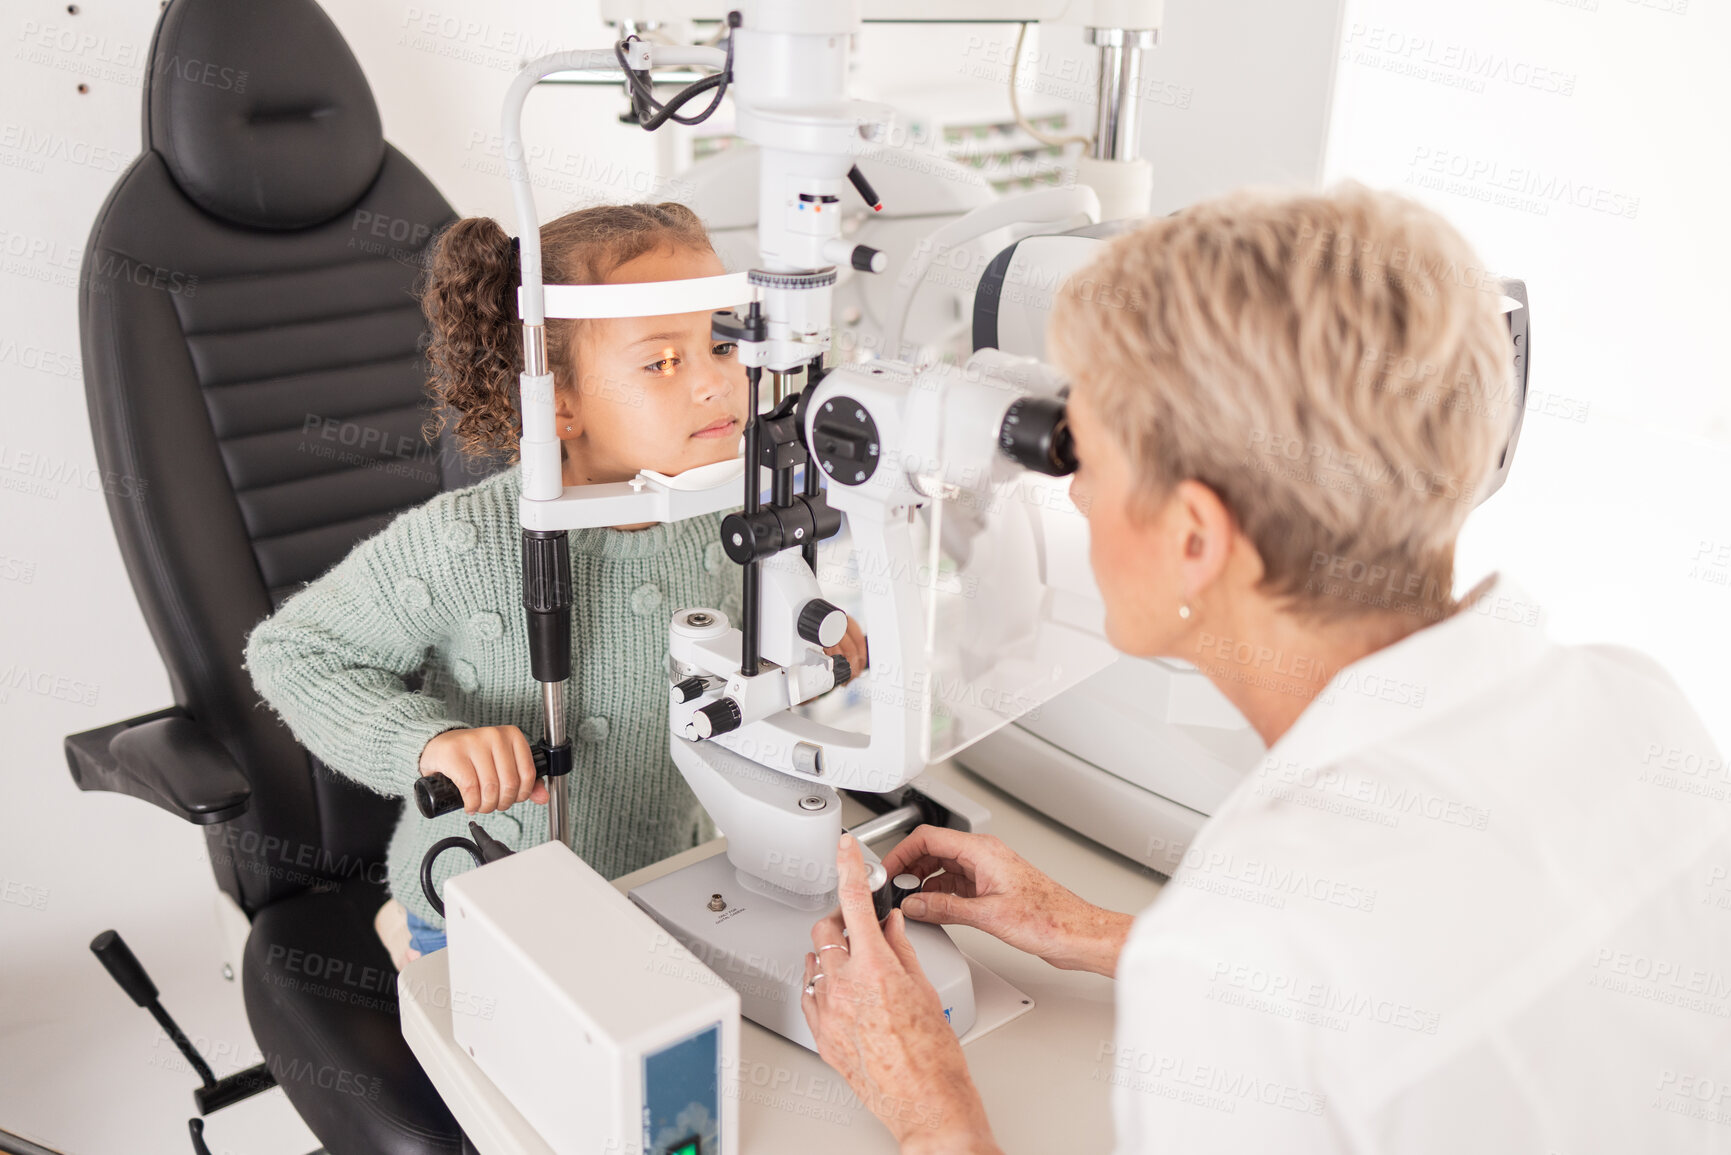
798, 184, 1729, 1153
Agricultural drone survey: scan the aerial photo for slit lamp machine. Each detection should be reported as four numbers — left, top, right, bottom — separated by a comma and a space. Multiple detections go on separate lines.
393, 3, 1530, 1153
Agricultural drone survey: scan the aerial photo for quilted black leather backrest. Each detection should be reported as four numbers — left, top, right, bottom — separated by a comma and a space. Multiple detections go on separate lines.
80, 0, 482, 913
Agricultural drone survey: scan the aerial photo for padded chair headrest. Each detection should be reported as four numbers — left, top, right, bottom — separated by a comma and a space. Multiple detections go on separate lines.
146, 0, 385, 230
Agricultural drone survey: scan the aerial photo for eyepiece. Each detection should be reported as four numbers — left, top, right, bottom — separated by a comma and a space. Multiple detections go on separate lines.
997, 395, 1077, 476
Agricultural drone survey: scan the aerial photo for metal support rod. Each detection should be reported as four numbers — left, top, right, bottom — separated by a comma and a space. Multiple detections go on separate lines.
542, 679, 568, 845
802, 360, 825, 571
741, 342, 763, 675
522, 322, 547, 376
1091, 41, 1125, 160
1088, 28, 1156, 162
846, 803, 927, 846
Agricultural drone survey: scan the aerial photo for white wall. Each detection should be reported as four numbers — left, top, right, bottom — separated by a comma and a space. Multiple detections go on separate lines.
1322, 0, 1731, 753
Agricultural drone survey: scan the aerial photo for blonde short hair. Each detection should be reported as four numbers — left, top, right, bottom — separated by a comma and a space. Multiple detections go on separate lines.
1048, 183, 1515, 620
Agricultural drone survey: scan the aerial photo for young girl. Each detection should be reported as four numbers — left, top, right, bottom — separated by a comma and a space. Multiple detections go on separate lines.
244, 202, 863, 965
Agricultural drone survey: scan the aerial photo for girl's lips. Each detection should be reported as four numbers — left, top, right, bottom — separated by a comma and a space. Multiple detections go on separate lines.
691, 417, 739, 439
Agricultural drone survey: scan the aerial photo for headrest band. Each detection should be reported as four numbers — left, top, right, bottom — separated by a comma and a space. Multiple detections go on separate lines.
524, 272, 753, 320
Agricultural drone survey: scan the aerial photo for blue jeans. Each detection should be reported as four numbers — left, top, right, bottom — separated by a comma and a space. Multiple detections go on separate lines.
406, 910, 447, 956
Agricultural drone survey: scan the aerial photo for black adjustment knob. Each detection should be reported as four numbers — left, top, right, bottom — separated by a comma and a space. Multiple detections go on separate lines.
998, 395, 1077, 476
812, 396, 881, 486
849, 244, 886, 273
692, 697, 743, 739
831, 653, 852, 687
720, 509, 784, 564
868, 863, 892, 921
797, 598, 847, 647
672, 676, 708, 704
891, 872, 923, 910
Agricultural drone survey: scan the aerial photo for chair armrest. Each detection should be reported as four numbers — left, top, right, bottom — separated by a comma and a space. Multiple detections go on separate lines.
65, 709, 251, 825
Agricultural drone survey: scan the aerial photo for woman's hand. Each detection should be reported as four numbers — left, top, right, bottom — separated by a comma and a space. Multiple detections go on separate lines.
882, 825, 1133, 978
802, 834, 1001, 1155
824, 615, 869, 685
417, 726, 547, 814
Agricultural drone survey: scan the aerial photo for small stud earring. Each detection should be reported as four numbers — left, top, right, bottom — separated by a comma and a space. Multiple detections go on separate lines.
1178, 603, 1191, 620
565, 424, 573, 432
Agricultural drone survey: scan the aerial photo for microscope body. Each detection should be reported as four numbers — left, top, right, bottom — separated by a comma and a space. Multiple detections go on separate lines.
626, 349, 1078, 1048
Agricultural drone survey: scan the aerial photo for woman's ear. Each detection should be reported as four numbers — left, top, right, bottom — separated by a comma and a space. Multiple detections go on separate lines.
1172, 479, 1238, 598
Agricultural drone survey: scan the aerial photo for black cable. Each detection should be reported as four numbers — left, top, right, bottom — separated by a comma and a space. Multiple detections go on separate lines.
419, 836, 485, 918
616, 42, 726, 128
641, 72, 727, 131
613, 31, 734, 130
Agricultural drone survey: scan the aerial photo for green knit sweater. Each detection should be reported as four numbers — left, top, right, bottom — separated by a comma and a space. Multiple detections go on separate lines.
242, 464, 741, 927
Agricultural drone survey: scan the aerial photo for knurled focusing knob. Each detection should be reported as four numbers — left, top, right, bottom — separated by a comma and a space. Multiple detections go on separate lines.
868, 863, 892, 922
797, 598, 847, 647
998, 395, 1077, 476
830, 653, 852, 687
671, 676, 708, 704
691, 697, 742, 740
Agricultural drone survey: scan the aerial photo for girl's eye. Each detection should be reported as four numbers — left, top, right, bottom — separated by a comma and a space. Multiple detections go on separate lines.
644, 357, 679, 376
712, 342, 737, 358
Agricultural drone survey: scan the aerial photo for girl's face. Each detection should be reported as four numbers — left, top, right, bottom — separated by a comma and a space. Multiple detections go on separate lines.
555, 244, 749, 483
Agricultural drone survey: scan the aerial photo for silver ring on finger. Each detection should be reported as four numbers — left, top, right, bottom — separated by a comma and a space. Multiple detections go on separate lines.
803, 972, 827, 996
818, 943, 849, 957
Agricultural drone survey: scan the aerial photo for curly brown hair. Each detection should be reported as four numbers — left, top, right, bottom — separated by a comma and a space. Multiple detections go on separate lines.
420, 202, 713, 459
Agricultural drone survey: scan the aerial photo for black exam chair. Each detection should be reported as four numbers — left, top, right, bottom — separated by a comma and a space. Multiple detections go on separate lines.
67, 0, 497, 1150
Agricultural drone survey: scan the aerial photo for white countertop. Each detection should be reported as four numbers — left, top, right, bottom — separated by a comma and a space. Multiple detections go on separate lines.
400, 758, 1166, 1154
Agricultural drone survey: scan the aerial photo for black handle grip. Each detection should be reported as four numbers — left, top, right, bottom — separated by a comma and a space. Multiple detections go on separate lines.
413, 773, 465, 819
90, 929, 157, 1007
847, 164, 882, 211
415, 743, 553, 819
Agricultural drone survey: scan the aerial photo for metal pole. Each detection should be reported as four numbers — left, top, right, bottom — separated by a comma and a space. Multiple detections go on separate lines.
543, 680, 568, 845
1087, 28, 1157, 162
801, 360, 825, 572
741, 355, 762, 675
846, 803, 927, 846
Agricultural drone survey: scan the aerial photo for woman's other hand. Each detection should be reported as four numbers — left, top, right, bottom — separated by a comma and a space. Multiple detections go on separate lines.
824, 615, 868, 684
417, 726, 548, 814
882, 825, 1133, 978
802, 834, 1001, 1155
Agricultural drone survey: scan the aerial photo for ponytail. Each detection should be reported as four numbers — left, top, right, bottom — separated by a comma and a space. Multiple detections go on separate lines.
422, 216, 523, 460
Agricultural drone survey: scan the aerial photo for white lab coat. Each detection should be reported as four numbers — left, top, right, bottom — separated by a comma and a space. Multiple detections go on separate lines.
1111, 574, 1731, 1154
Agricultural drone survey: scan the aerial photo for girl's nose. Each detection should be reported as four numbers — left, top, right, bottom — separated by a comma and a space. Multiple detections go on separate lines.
694, 353, 738, 405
